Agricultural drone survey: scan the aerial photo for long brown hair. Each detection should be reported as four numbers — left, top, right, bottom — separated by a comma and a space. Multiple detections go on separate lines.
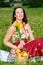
12, 7, 28, 24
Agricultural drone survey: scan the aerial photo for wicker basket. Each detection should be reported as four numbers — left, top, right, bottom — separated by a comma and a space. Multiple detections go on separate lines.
15, 55, 28, 65
11, 49, 28, 64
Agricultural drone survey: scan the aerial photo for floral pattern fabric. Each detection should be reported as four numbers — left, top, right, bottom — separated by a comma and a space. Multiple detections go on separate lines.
12, 21, 29, 43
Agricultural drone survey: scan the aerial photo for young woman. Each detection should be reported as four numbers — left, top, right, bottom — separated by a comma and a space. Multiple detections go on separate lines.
0, 7, 43, 62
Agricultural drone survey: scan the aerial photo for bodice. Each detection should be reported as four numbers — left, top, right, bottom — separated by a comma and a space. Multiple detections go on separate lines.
12, 21, 29, 43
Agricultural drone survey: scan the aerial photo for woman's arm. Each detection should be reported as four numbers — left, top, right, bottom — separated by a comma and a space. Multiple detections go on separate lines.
3, 25, 17, 50
27, 24, 35, 41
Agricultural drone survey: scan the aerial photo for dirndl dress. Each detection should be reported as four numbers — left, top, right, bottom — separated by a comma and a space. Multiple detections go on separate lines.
13, 38, 43, 59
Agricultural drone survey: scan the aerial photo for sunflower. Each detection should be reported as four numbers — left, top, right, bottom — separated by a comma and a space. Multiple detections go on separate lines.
13, 21, 23, 29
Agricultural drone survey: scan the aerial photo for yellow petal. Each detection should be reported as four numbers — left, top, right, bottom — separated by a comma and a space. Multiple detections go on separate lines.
18, 23, 23, 29
22, 52, 28, 57
16, 49, 21, 53
13, 21, 18, 27
13, 21, 23, 29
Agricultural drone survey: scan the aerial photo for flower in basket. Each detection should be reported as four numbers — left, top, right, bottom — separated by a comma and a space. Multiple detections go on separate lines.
15, 48, 28, 57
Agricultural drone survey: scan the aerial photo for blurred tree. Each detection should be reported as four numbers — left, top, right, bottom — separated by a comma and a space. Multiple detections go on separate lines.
29, 0, 43, 7
14, 0, 22, 7
0, 0, 5, 3
9, 0, 14, 3
9, 0, 15, 6
0, 0, 10, 7
22, 0, 30, 6
22, 0, 43, 7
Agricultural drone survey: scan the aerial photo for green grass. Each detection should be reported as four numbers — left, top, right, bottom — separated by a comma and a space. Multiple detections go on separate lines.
0, 60, 43, 65
0, 7, 43, 65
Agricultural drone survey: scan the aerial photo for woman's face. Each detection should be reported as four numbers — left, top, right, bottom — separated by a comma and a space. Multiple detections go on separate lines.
15, 8, 24, 21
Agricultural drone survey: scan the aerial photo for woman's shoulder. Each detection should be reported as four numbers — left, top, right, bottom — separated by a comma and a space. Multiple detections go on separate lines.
12, 21, 16, 28
8, 23, 16, 32
24, 23, 30, 29
25, 23, 31, 28
24, 23, 31, 31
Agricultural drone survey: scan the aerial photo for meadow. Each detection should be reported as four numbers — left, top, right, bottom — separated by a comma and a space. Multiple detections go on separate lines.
0, 7, 43, 65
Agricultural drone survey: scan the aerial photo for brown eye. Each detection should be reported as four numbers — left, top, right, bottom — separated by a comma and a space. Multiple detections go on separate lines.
16, 11, 19, 14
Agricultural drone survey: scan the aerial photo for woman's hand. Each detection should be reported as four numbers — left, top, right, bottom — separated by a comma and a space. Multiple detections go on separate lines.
10, 45, 18, 54
18, 40, 25, 49
20, 40, 25, 45
18, 44, 23, 49
13, 45, 18, 50
10, 49, 16, 54
10, 49, 17, 58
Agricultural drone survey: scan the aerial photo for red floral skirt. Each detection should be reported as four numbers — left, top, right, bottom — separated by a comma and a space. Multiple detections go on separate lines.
13, 38, 43, 58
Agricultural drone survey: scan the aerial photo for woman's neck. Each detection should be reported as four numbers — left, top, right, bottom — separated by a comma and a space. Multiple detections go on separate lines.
16, 19, 22, 23
15, 19, 26, 26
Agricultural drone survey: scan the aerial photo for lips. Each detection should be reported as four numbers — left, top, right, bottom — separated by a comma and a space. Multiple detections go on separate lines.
19, 15, 23, 18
